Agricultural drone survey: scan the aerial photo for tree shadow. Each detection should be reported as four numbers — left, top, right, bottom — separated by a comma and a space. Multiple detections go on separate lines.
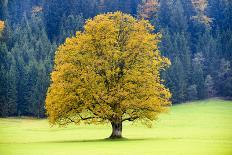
35, 137, 183, 144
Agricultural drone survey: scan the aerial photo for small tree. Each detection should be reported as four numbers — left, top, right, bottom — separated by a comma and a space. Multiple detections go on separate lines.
191, 0, 212, 26
187, 84, 198, 101
46, 12, 171, 139
137, 0, 159, 19
204, 75, 216, 98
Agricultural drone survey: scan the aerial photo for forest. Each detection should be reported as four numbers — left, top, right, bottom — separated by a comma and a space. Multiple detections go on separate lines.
0, 0, 232, 117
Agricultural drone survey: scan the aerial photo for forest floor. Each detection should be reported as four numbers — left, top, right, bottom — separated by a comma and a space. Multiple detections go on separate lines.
0, 99, 231, 155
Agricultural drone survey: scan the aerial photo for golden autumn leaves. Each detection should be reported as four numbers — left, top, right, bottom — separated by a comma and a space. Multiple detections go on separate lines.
0, 21, 5, 37
0, 21, 4, 32
0, 21, 5, 39
45, 12, 171, 129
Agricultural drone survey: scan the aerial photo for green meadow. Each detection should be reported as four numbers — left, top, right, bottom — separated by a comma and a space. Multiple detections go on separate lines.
0, 99, 231, 155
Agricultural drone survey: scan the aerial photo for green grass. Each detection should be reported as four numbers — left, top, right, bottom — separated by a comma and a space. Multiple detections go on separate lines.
0, 99, 232, 155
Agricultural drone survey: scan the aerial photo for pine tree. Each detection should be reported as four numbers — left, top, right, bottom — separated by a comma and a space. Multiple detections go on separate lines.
9, 12, 55, 116
169, 0, 188, 33
58, 14, 84, 43
192, 52, 205, 99
217, 59, 232, 97
0, 40, 8, 116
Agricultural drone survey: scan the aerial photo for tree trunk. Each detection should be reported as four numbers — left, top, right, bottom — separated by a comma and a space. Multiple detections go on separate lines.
109, 121, 122, 139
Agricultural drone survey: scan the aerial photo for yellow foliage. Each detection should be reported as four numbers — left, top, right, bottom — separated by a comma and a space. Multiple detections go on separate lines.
0, 21, 5, 32
46, 12, 171, 127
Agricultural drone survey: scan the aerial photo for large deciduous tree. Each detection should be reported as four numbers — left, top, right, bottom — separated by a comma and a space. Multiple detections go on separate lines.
46, 12, 171, 139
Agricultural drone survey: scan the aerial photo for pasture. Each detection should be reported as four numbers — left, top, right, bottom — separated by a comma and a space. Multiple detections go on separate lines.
0, 99, 231, 155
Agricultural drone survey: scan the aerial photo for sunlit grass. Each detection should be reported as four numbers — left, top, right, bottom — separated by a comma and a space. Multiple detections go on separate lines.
0, 99, 231, 155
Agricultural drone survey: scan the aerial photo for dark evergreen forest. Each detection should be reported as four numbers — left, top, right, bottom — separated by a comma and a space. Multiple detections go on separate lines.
0, 0, 231, 117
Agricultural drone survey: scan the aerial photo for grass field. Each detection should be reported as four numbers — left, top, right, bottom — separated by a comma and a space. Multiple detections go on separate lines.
0, 99, 231, 155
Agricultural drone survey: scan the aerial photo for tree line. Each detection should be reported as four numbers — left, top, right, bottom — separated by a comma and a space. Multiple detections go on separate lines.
0, 0, 231, 117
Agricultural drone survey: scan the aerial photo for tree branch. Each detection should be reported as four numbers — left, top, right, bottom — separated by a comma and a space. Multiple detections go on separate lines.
78, 114, 96, 120
122, 116, 139, 122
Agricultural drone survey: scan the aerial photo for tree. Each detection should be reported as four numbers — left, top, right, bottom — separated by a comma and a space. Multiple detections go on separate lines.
166, 57, 187, 103
217, 59, 232, 97
192, 52, 205, 99
157, 0, 171, 29
191, 0, 212, 26
58, 14, 84, 43
169, 0, 188, 33
204, 75, 216, 98
187, 84, 198, 101
8, 11, 55, 117
0, 40, 8, 116
0, 0, 8, 20
46, 12, 171, 139
0, 21, 9, 116
137, 0, 159, 20
6, 58, 18, 116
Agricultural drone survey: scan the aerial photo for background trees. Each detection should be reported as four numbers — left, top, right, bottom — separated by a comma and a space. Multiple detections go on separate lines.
0, 0, 231, 117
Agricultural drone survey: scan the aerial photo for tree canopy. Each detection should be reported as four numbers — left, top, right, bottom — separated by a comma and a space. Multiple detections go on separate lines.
45, 12, 171, 138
